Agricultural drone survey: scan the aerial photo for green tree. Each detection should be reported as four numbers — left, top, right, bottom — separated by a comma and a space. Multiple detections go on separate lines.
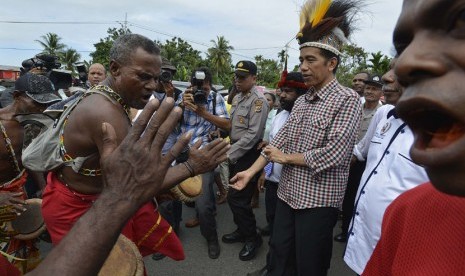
255, 55, 281, 88
337, 44, 369, 87
59, 48, 81, 74
159, 37, 205, 82
277, 49, 289, 71
368, 51, 391, 76
35, 33, 66, 56
206, 36, 234, 85
90, 26, 131, 68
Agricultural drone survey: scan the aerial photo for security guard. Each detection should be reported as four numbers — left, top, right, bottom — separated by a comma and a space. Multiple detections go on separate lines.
222, 60, 269, 261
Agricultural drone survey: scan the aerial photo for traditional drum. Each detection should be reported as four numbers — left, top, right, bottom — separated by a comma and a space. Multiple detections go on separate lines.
98, 235, 144, 276
8, 198, 46, 240
170, 175, 202, 202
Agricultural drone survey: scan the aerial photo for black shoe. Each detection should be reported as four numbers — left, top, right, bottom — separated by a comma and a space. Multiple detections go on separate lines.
334, 233, 347, 242
247, 266, 267, 276
259, 224, 271, 237
151, 252, 166, 261
222, 230, 246, 244
207, 238, 220, 259
239, 235, 262, 261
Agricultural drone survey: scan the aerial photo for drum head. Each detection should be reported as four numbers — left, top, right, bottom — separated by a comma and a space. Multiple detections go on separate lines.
99, 235, 144, 276
12, 198, 46, 240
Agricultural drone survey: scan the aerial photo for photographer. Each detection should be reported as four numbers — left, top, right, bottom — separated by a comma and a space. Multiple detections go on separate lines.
182, 67, 230, 259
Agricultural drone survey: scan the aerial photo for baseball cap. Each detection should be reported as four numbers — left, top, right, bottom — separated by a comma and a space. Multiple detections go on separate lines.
364, 75, 383, 88
235, 61, 257, 77
15, 73, 62, 104
161, 57, 177, 73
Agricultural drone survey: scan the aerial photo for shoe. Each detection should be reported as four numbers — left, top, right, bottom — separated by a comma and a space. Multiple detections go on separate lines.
258, 225, 270, 236
239, 235, 262, 261
334, 233, 347, 242
185, 218, 199, 228
151, 252, 166, 261
207, 238, 220, 259
247, 266, 268, 276
222, 230, 246, 244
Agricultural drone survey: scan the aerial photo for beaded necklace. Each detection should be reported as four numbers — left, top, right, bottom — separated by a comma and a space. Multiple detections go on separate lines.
59, 85, 131, 176
0, 120, 21, 175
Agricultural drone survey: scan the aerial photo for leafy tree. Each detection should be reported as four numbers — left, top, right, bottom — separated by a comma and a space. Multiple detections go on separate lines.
206, 36, 233, 85
158, 37, 204, 82
368, 51, 391, 76
337, 44, 369, 87
90, 26, 131, 68
59, 48, 81, 74
35, 33, 66, 56
277, 49, 288, 71
255, 55, 281, 88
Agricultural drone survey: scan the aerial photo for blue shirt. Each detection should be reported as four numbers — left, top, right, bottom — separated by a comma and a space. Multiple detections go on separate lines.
180, 91, 229, 146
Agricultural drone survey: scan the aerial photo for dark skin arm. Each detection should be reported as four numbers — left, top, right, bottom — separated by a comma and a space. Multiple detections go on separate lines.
28, 100, 188, 275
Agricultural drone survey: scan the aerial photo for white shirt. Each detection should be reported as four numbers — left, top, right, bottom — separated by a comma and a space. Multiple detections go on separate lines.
344, 105, 429, 274
265, 110, 289, 183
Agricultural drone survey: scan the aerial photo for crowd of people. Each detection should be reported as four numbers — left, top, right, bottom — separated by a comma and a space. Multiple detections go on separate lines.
1, 0, 465, 275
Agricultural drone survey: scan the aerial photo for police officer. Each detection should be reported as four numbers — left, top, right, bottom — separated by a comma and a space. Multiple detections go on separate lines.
222, 61, 269, 261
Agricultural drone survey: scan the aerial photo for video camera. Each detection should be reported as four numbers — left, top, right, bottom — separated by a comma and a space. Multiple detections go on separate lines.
20, 54, 72, 90
159, 70, 173, 83
192, 71, 206, 104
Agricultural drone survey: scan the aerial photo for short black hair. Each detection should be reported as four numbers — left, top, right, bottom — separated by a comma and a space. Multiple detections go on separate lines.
264, 92, 276, 104
319, 48, 340, 74
110, 34, 160, 64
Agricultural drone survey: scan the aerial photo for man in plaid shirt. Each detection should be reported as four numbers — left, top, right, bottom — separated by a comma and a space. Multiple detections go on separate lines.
232, 1, 362, 274
180, 67, 230, 259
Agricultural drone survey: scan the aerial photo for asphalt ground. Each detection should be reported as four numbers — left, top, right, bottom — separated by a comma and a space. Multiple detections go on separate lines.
39, 192, 356, 276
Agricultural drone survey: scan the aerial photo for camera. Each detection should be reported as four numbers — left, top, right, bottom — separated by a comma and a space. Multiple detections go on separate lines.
160, 70, 173, 83
20, 54, 72, 90
192, 71, 206, 104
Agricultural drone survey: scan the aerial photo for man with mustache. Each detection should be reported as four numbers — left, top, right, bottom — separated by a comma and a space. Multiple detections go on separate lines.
363, 0, 465, 274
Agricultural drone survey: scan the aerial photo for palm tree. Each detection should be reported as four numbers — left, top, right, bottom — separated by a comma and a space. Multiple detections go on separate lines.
35, 33, 66, 56
59, 48, 81, 74
207, 36, 234, 82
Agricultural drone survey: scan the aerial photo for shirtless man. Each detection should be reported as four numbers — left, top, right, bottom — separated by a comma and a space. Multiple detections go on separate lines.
0, 73, 61, 274
87, 63, 106, 87
40, 34, 228, 260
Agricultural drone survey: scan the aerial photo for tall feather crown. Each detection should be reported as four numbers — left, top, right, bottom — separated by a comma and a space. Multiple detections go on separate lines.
296, 0, 361, 56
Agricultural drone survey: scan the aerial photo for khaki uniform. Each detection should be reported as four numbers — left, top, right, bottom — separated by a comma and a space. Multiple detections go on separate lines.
228, 86, 269, 163
226, 85, 269, 241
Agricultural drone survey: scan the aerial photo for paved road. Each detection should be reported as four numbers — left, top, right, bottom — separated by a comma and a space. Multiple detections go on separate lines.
39, 193, 356, 276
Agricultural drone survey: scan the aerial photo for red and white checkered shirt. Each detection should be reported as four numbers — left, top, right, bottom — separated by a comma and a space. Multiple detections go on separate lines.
270, 78, 362, 209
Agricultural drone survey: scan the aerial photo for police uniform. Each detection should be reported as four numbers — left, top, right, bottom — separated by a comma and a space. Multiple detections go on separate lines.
227, 85, 269, 242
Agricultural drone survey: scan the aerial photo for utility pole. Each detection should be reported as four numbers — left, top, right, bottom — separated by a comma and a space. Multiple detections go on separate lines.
123, 13, 128, 33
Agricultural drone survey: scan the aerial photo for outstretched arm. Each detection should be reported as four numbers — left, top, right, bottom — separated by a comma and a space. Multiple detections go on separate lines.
28, 99, 189, 276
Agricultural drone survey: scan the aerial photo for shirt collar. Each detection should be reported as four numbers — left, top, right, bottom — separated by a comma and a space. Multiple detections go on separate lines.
304, 78, 338, 102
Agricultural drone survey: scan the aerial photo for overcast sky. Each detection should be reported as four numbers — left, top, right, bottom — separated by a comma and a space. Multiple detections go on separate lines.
1, 0, 402, 70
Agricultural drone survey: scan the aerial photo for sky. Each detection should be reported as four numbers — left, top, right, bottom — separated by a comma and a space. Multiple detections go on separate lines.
1, 0, 403, 70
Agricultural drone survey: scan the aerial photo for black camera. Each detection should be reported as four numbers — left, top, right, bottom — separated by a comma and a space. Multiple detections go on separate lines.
192, 71, 206, 104
20, 54, 72, 90
160, 70, 172, 83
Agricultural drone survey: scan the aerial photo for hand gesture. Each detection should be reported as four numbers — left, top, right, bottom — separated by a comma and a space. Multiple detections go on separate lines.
99, 98, 191, 208
0, 192, 26, 215
263, 145, 287, 164
187, 138, 230, 175
229, 170, 254, 191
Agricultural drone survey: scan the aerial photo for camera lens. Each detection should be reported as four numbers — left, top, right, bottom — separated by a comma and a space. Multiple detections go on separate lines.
160, 70, 172, 83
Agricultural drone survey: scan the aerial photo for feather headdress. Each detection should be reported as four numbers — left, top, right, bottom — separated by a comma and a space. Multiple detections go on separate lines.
296, 0, 361, 55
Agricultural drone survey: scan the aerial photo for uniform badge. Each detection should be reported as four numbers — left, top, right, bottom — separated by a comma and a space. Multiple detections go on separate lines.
239, 116, 245, 124
255, 100, 263, 113
381, 121, 391, 134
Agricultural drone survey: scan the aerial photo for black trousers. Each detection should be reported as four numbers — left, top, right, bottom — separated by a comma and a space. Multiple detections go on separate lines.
264, 180, 279, 236
227, 148, 260, 241
341, 161, 366, 234
268, 199, 338, 276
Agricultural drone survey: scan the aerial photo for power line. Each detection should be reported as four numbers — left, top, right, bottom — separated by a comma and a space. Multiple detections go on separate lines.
0, 20, 117, 25
0, 47, 93, 53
